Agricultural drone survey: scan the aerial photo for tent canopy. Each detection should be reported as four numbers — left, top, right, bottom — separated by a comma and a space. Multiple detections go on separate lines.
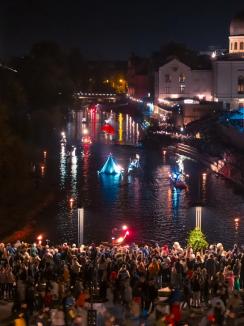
99, 155, 121, 174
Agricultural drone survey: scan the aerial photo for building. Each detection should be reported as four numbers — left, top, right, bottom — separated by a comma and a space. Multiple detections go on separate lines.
213, 11, 244, 109
127, 55, 150, 98
155, 10, 244, 114
156, 58, 212, 102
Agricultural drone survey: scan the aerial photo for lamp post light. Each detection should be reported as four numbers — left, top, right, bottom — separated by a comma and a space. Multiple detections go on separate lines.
37, 235, 43, 245
195, 206, 202, 230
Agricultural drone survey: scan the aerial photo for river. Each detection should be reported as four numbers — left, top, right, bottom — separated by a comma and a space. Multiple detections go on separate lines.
29, 107, 244, 248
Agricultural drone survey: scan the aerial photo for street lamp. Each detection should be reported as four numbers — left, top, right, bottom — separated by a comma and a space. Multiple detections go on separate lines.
195, 206, 202, 230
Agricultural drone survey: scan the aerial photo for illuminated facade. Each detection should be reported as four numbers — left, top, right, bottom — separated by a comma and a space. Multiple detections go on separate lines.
155, 58, 212, 102
213, 11, 244, 109
155, 10, 244, 110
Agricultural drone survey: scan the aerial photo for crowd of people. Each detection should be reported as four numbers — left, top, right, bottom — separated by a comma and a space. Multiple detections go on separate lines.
0, 240, 244, 325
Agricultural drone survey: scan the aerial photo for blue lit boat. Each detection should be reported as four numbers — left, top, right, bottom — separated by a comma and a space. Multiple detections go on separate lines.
99, 154, 124, 175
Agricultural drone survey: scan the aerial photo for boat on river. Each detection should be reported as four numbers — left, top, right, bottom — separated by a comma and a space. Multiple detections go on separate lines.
169, 172, 187, 190
128, 154, 142, 175
99, 154, 124, 175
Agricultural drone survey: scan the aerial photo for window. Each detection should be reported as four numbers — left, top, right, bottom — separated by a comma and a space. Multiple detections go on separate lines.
234, 42, 238, 50
165, 86, 170, 94
165, 74, 171, 83
240, 42, 244, 50
238, 76, 244, 94
179, 84, 186, 94
179, 73, 186, 83
231, 43, 233, 50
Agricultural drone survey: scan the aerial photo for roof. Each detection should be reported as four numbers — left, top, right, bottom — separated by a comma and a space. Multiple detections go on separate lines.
230, 10, 244, 36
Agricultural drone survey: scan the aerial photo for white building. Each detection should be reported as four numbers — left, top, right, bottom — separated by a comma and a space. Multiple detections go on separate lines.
213, 11, 244, 109
156, 58, 212, 102
155, 10, 244, 111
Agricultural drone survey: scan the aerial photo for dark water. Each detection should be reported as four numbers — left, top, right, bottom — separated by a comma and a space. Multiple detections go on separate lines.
35, 109, 244, 248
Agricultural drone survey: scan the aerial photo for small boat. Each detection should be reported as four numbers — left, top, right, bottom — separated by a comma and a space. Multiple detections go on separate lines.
111, 225, 130, 245
128, 154, 142, 175
169, 172, 187, 190
172, 179, 187, 190
98, 154, 124, 175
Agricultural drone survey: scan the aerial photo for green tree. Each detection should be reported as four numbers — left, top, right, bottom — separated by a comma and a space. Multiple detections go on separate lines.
187, 228, 209, 252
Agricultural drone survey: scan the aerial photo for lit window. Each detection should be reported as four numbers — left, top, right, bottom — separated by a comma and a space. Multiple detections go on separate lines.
234, 42, 238, 50
179, 73, 186, 83
238, 76, 244, 94
165, 74, 171, 83
165, 86, 170, 94
240, 42, 244, 50
179, 84, 186, 94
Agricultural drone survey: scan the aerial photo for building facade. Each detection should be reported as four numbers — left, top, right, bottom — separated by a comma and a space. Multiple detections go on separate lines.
155, 10, 244, 111
156, 58, 212, 102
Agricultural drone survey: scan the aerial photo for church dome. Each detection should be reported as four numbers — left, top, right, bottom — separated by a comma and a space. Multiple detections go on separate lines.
230, 11, 244, 36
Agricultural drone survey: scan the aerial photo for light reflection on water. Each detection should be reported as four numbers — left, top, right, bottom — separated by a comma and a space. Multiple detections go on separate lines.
37, 110, 244, 248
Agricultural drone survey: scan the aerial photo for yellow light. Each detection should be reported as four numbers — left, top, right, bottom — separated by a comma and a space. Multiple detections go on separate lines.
119, 79, 123, 83
234, 218, 240, 223
41, 165, 45, 176
117, 237, 124, 244
43, 151, 47, 158
118, 113, 123, 142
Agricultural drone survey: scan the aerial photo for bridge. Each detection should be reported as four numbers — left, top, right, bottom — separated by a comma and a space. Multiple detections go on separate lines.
75, 91, 117, 103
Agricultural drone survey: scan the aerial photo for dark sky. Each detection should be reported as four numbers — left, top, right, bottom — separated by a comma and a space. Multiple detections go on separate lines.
1, 0, 244, 59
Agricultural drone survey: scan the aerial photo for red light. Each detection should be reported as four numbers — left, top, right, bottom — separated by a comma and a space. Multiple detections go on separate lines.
122, 224, 128, 231
125, 230, 129, 235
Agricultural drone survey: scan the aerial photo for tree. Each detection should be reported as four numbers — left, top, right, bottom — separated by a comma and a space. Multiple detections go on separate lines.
187, 228, 208, 252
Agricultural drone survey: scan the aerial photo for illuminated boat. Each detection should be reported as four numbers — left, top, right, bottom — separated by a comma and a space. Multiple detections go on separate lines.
111, 225, 130, 245
101, 123, 115, 135
128, 154, 142, 175
169, 172, 187, 190
99, 154, 124, 175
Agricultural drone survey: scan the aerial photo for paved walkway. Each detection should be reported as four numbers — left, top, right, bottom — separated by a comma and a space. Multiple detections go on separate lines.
0, 301, 13, 326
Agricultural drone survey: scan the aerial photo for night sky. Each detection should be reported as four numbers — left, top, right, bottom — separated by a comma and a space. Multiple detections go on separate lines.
1, 0, 244, 59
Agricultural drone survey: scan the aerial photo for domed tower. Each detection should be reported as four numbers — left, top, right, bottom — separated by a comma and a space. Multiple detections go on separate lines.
229, 11, 244, 55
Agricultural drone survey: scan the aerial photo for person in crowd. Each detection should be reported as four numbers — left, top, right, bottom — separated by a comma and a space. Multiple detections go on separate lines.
0, 239, 243, 325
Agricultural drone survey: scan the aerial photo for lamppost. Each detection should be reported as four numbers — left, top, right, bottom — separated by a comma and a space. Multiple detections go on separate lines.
195, 206, 202, 230
78, 208, 84, 245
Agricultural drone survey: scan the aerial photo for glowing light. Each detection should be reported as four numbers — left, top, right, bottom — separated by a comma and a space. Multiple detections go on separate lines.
180, 127, 184, 132
163, 150, 167, 155
122, 225, 128, 231
118, 113, 123, 142
43, 151, 47, 159
40, 165, 45, 176
117, 237, 124, 243
61, 131, 66, 138
37, 234, 43, 245
69, 197, 74, 209
211, 51, 217, 59
83, 128, 89, 135
234, 218, 240, 223
195, 206, 202, 230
